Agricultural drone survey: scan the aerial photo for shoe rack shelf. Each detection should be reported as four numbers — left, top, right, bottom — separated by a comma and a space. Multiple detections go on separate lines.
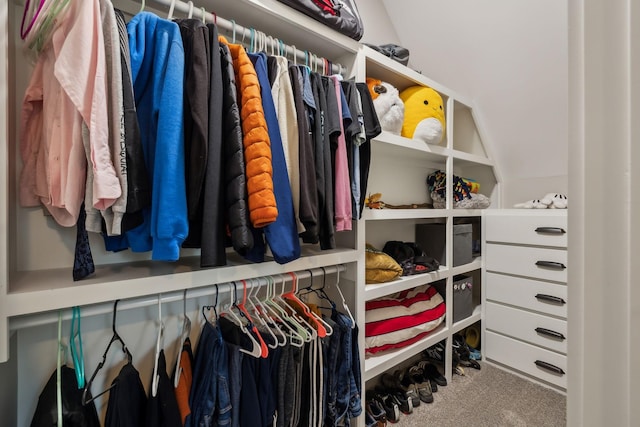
355, 46, 500, 388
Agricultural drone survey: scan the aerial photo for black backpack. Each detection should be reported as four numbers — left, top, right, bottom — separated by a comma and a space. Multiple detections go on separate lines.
275, 0, 364, 41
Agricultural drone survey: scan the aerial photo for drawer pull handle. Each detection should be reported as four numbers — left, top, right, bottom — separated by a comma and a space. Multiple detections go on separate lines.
535, 260, 566, 270
535, 227, 566, 234
535, 327, 566, 341
535, 294, 566, 305
534, 360, 565, 376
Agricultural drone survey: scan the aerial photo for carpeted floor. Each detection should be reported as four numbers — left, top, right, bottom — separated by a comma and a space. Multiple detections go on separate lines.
393, 363, 566, 427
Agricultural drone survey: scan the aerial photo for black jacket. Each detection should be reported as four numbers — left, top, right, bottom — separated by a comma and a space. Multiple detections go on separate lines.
220, 42, 253, 255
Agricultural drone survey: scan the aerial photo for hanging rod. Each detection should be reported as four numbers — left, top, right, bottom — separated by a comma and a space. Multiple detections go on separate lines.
141, 0, 345, 75
9, 264, 347, 331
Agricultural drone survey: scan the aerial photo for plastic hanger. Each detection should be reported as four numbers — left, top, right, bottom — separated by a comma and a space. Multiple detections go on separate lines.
220, 282, 262, 358
20, 0, 45, 40
201, 7, 206, 23
262, 276, 304, 347
151, 295, 165, 397
283, 272, 328, 338
174, 289, 191, 388
245, 279, 280, 349
237, 280, 269, 357
266, 276, 309, 344
187, 1, 194, 18
300, 270, 334, 336
56, 311, 64, 426
69, 306, 85, 389
167, 0, 176, 19
139, 0, 145, 13
277, 276, 316, 341
82, 300, 133, 406
330, 267, 356, 328
201, 284, 220, 326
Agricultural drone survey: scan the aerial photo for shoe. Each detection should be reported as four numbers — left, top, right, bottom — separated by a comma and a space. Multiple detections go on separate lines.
429, 378, 438, 393
391, 390, 413, 415
453, 334, 481, 370
468, 346, 482, 361
418, 361, 447, 387
382, 370, 419, 410
407, 365, 433, 403
423, 341, 445, 364
398, 370, 421, 408
365, 400, 387, 427
372, 391, 400, 423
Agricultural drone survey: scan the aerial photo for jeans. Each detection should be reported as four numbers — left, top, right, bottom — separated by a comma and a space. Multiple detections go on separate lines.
332, 311, 362, 427
226, 342, 242, 427
323, 318, 343, 426
188, 321, 232, 427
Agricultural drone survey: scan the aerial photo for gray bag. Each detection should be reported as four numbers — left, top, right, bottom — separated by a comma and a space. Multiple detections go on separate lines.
276, 0, 364, 41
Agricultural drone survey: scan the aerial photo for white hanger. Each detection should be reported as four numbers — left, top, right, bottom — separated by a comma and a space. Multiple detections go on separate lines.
221, 282, 262, 358
167, 0, 176, 19
281, 275, 318, 341
263, 277, 304, 347
200, 7, 206, 23
265, 276, 307, 346
334, 269, 356, 328
187, 1, 194, 18
173, 289, 191, 389
247, 279, 280, 349
151, 294, 164, 397
139, 0, 146, 13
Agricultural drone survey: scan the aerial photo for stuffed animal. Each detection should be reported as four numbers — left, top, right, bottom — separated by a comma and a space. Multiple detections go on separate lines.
400, 85, 445, 144
514, 193, 568, 209
366, 78, 404, 135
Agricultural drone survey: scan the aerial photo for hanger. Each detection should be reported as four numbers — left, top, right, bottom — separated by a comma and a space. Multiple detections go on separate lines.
82, 300, 133, 406
167, 0, 176, 19
283, 272, 328, 338
263, 276, 304, 347
69, 306, 85, 389
201, 7, 206, 23
254, 280, 287, 347
245, 279, 280, 349
187, 1, 194, 18
219, 282, 263, 358
237, 280, 269, 357
20, 0, 45, 40
151, 295, 165, 397
174, 289, 191, 388
56, 311, 64, 426
330, 267, 356, 328
300, 270, 334, 336
277, 275, 316, 342
139, 0, 145, 13
201, 284, 219, 326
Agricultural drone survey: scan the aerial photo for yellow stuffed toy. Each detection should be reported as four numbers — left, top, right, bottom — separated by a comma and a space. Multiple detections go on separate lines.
400, 85, 445, 144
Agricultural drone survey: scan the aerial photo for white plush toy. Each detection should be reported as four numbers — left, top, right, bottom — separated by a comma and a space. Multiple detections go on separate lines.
366, 78, 404, 135
514, 193, 568, 209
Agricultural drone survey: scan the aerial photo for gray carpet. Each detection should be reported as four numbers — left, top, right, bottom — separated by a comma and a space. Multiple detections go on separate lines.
394, 363, 566, 427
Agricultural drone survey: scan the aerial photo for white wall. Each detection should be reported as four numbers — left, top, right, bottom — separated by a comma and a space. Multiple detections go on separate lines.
374, 0, 569, 207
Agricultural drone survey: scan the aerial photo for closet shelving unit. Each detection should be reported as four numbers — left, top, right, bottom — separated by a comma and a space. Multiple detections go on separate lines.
354, 46, 500, 384
0, 0, 364, 363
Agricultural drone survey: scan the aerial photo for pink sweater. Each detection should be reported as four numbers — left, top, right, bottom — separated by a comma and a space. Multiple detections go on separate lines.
20, 0, 120, 227
330, 75, 352, 232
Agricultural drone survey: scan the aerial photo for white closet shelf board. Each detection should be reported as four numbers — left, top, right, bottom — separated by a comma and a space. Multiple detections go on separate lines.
361, 209, 446, 221
184, 0, 359, 61
451, 209, 487, 217
364, 268, 449, 301
4, 248, 358, 318
451, 304, 482, 335
450, 258, 483, 276
361, 46, 472, 106
364, 323, 448, 381
451, 149, 495, 167
372, 131, 448, 161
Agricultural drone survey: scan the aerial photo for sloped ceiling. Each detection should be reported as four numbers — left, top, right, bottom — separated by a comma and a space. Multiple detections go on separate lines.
376, 0, 568, 199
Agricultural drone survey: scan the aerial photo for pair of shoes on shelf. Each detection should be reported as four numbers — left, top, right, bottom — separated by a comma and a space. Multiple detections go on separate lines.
416, 360, 448, 388
367, 390, 401, 423
406, 365, 433, 403
453, 334, 481, 370
380, 371, 415, 414
365, 398, 388, 427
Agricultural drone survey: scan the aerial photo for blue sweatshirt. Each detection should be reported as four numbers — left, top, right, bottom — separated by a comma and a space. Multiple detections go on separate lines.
108, 12, 187, 261
248, 52, 301, 264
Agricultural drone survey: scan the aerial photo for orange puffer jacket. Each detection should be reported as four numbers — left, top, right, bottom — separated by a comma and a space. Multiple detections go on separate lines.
219, 36, 278, 228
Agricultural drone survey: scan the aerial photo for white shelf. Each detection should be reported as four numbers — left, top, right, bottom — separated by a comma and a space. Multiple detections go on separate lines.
452, 149, 495, 167
451, 305, 482, 334
364, 323, 448, 381
364, 268, 449, 301
372, 131, 449, 160
362, 208, 446, 221
450, 258, 483, 276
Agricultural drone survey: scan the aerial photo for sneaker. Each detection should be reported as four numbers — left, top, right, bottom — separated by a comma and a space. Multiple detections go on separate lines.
372, 391, 400, 423
418, 361, 447, 387
381, 370, 419, 410
423, 341, 446, 364
365, 400, 387, 427
407, 365, 434, 403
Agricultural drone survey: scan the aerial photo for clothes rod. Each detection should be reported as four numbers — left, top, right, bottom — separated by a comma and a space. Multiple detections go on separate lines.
9, 264, 347, 331
143, 0, 345, 75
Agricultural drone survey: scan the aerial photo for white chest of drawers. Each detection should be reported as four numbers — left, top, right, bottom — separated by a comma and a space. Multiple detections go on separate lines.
483, 209, 568, 390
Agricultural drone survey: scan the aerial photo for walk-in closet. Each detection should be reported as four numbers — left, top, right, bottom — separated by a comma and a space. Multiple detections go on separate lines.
1, 0, 638, 426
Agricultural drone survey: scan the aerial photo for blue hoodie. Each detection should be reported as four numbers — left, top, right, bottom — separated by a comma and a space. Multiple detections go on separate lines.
105, 12, 188, 261
248, 52, 301, 264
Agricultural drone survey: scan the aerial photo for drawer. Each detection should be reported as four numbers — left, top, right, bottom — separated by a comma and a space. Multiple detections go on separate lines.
486, 243, 567, 282
485, 331, 567, 389
485, 213, 567, 247
485, 302, 567, 354
486, 272, 567, 318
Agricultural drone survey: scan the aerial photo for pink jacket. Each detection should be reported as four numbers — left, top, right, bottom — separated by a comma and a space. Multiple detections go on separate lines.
20, 0, 121, 227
